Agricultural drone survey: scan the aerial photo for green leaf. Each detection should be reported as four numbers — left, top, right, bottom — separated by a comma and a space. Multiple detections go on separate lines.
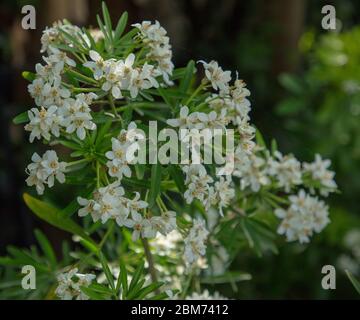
346, 270, 360, 295
180, 60, 195, 94
34, 229, 57, 268
168, 165, 185, 193
201, 271, 252, 284
148, 163, 162, 208
60, 188, 93, 218
255, 129, 266, 148
118, 28, 138, 43
23, 193, 97, 247
276, 98, 304, 115
128, 261, 144, 293
56, 139, 82, 150
98, 252, 116, 291
127, 278, 145, 300
58, 28, 86, 52
279, 73, 303, 95
136, 282, 164, 300
114, 12, 128, 41
117, 260, 128, 298
22, 71, 36, 82
82, 27, 97, 49
95, 120, 113, 147
149, 292, 170, 300
12, 111, 29, 124
97, 15, 111, 51
271, 139, 278, 154
102, 2, 113, 42
157, 87, 174, 109
80, 286, 104, 300
135, 164, 146, 180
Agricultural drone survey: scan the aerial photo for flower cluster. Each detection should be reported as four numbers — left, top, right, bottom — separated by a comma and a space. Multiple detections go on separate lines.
26, 47, 97, 142
267, 151, 302, 192
78, 181, 177, 241
40, 21, 89, 54
85, 51, 160, 99
303, 154, 338, 196
55, 268, 96, 300
275, 190, 330, 243
132, 21, 174, 85
26, 150, 66, 195
105, 122, 145, 180
184, 219, 209, 268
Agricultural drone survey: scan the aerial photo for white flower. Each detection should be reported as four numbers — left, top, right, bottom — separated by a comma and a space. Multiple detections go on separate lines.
97, 192, 120, 224
231, 79, 251, 104
183, 219, 209, 268
128, 64, 159, 98
25, 106, 62, 142
55, 268, 95, 300
132, 21, 174, 85
233, 149, 270, 192
41, 150, 66, 187
35, 62, 62, 86
77, 197, 101, 219
40, 25, 60, 53
267, 151, 302, 192
45, 47, 76, 68
60, 98, 96, 140
101, 59, 123, 99
28, 78, 46, 106
41, 82, 71, 107
78, 182, 134, 225
105, 137, 132, 180
126, 192, 148, 216
83, 50, 106, 80
117, 53, 136, 86
303, 154, 337, 196
167, 106, 190, 128
275, 190, 330, 243
151, 230, 182, 256
126, 212, 152, 241
213, 177, 235, 216
149, 211, 177, 236
25, 150, 67, 195
25, 153, 47, 195
200, 60, 231, 92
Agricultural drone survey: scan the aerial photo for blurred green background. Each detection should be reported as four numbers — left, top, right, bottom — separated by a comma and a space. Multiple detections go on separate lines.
0, 0, 359, 299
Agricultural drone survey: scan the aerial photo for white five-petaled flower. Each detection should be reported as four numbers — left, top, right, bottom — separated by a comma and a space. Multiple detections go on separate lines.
200, 60, 231, 93
275, 189, 330, 243
184, 219, 209, 268
303, 154, 337, 196
25, 105, 62, 142
83, 50, 106, 80
55, 268, 96, 300
25, 150, 67, 195
59, 97, 96, 140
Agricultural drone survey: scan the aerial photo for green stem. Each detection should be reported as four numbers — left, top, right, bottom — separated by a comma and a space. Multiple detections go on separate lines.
66, 68, 98, 85
67, 158, 90, 166
141, 237, 159, 291
181, 270, 194, 299
108, 94, 122, 123
96, 161, 101, 188
185, 83, 206, 105
99, 221, 115, 249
